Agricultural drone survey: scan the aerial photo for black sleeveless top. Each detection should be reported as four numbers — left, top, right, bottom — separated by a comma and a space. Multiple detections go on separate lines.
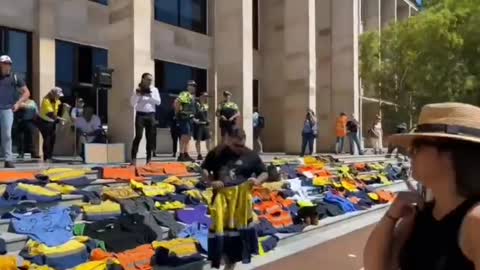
399, 198, 479, 270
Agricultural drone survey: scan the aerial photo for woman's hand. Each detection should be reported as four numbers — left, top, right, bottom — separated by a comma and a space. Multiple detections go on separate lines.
386, 191, 424, 221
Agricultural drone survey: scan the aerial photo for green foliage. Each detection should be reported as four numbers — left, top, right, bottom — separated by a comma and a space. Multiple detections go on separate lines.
360, 0, 480, 123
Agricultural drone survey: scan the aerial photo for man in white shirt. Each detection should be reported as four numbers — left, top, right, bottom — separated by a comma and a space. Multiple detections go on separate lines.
130, 72, 161, 165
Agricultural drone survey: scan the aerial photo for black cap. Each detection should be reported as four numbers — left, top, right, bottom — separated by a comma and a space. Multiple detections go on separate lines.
187, 80, 197, 86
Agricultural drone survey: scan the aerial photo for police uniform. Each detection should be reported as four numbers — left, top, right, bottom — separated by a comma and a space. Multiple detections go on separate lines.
193, 101, 210, 141
177, 91, 196, 136
218, 101, 239, 137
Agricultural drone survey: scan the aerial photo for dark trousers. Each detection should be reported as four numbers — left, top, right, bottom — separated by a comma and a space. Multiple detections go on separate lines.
17, 120, 37, 156
131, 112, 156, 161
301, 133, 315, 156
38, 119, 56, 160
170, 126, 180, 155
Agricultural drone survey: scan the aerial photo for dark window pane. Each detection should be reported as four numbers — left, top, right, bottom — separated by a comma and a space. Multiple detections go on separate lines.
78, 46, 93, 84
253, 79, 259, 109
253, 0, 259, 50
93, 48, 108, 70
7, 30, 28, 74
55, 41, 75, 86
180, 0, 207, 34
155, 0, 180, 25
89, 0, 108, 5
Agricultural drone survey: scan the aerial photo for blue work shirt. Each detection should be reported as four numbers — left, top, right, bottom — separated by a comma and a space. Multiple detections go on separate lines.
0, 73, 25, 110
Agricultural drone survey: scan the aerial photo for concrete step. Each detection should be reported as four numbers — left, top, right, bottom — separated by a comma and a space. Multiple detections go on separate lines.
0, 232, 28, 253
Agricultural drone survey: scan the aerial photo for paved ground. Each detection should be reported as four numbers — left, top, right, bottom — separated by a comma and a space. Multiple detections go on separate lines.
257, 225, 374, 270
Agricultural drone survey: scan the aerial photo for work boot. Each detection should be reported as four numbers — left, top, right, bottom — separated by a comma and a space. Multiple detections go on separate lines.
185, 153, 195, 162
177, 153, 185, 162
197, 154, 203, 161
4, 161, 15, 169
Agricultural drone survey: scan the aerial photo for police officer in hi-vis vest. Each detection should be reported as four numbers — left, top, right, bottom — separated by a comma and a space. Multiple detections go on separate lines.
193, 92, 211, 160
174, 80, 197, 162
216, 91, 240, 142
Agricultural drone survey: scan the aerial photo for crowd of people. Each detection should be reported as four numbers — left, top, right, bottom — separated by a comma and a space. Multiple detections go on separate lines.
0, 53, 407, 169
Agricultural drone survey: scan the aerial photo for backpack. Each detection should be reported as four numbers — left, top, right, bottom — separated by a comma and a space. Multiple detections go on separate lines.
257, 116, 265, 129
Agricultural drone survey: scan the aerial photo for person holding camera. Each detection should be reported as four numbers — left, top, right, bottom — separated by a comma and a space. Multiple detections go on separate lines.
130, 73, 161, 165
193, 92, 211, 160
300, 109, 317, 157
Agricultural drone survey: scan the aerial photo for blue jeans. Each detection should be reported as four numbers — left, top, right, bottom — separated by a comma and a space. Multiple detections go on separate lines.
0, 109, 13, 161
336, 137, 345, 153
348, 132, 363, 155
301, 133, 315, 156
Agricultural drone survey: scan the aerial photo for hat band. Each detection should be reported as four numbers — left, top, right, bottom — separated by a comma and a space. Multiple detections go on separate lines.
416, 124, 480, 138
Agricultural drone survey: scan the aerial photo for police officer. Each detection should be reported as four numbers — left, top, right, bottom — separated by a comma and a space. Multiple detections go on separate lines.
193, 92, 211, 160
216, 91, 240, 142
174, 80, 197, 162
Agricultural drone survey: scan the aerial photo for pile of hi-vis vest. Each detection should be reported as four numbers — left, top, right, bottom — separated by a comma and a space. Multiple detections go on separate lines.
0, 158, 407, 270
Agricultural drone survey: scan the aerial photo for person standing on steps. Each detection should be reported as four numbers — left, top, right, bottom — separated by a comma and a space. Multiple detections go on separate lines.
168, 107, 180, 158
335, 112, 348, 154
130, 73, 161, 165
300, 109, 317, 157
38, 87, 67, 163
216, 91, 240, 142
16, 98, 40, 159
346, 114, 364, 155
174, 80, 197, 162
0, 55, 31, 168
193, 92, 211, 160
252, 107, 264, 153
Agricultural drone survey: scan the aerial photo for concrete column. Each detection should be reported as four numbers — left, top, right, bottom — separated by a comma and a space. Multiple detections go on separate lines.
108, 0, 155, 160
32, 0, 57, 155
330, 0, 361, 147
283, 0, 316, 154
381, 0, 397, 28
260, 0, 286, 152
316, 0, 333, 152
214, 0, 254, 148
397, 1, 410, 21
363, 0, 381, 32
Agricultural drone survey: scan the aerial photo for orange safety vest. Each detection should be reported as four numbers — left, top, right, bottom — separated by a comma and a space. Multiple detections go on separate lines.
260, 210, 293, 229
336, 116, 348, 137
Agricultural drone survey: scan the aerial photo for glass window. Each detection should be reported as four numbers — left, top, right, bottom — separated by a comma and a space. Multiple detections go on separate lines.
253, 0, 259, 50
89, 0, 108, 5
7, 31, 28, 79
155, 60, 207, 128
55, 40, 109, 123
55, 41, 76, 97
155, 0, 180, 26
154, 0, 207, 34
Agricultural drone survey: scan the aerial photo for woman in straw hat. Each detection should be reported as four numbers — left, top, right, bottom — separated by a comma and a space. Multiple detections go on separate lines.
364, 102, 480, 270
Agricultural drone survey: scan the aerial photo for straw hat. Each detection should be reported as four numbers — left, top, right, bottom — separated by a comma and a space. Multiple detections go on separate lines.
389, 102, 480, 148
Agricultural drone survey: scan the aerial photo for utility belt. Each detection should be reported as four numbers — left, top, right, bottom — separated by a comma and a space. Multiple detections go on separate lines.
136, 111, 155, 116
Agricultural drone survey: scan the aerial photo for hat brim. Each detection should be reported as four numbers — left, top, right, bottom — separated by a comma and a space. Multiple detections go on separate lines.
389, 132, 480, 148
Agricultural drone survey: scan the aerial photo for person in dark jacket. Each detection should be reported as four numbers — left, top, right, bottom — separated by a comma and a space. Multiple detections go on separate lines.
346, 114, 364, 155
387, 122, 408, 158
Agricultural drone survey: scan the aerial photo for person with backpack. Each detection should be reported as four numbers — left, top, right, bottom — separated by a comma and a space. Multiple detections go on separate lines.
300, 109, 317, 157
252, 107, 264, 153
0, 55, 31, 168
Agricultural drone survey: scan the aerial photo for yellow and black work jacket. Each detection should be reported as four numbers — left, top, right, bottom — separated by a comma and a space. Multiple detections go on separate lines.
177, 91, 196, 120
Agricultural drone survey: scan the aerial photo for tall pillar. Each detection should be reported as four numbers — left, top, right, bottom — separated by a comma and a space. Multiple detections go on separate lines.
108, 0, 154, 160
381, 0, 397, 28
260, 0, 286, 152
283, 0, 316, 154
316, 0, 333, 152
32, 0, 57, 155
214, 0, 253, 148
331, 0, 361, 144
